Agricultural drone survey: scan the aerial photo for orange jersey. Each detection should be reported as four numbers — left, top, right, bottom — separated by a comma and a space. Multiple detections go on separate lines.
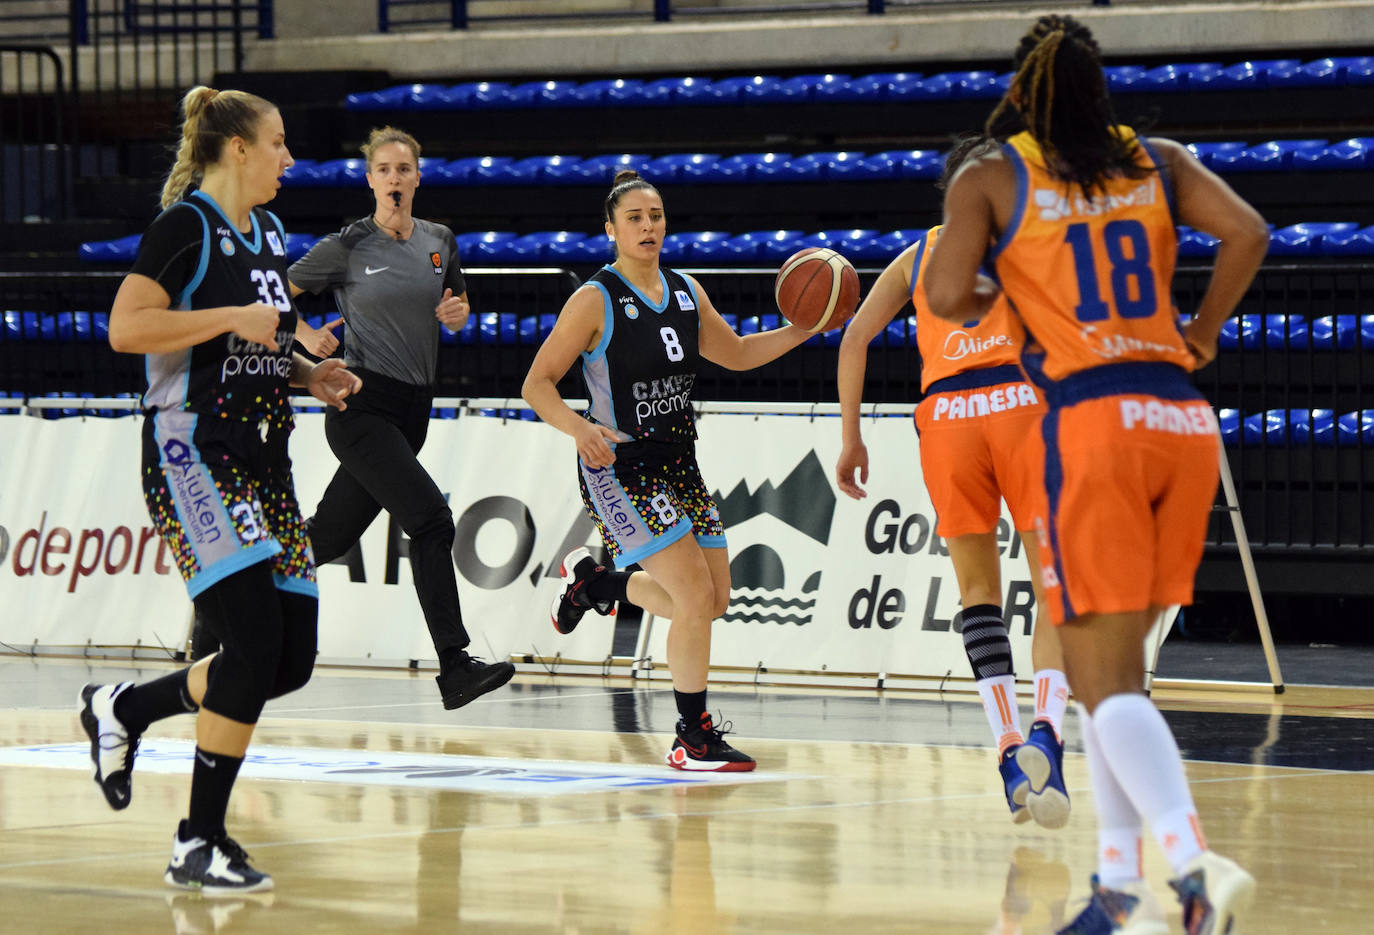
992, 129, 1193, 385
912, 225, 1027, 393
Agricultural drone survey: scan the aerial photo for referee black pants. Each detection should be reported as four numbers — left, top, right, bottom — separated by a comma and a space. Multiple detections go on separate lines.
308, 369, 470, 653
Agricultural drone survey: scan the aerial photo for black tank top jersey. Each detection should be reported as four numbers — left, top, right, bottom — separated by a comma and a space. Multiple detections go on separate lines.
581, 265, 701, 450
131, 190, 298, 426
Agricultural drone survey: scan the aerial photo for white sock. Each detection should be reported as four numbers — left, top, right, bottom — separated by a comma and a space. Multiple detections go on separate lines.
1033, 669, 1070, 740
1091, 693, 1208, 875
976, 675, 1024, 755
1078, 703, 1144, 887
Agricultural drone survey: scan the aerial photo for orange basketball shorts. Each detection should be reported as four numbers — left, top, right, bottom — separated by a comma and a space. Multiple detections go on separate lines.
1037, 387, 1220, 625
914, 373, 1047, 538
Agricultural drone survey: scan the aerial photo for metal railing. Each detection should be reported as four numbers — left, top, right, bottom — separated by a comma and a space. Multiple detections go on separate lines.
0, 45, 71, 222
376, 0, 985, 31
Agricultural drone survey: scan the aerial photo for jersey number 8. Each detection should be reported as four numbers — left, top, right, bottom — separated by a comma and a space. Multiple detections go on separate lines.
660, 326, 684, 362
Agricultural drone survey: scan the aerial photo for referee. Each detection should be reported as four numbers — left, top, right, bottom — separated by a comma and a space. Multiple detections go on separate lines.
288, 126, 514, 709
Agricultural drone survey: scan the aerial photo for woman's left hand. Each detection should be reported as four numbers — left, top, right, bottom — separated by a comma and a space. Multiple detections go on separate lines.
435, 288, 470, 331
308, 358, 364, 411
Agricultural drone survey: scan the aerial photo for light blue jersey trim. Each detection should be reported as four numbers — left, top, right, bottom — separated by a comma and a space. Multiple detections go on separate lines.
582, 281, 615, 362
602, 264, 671, 314
694, 534, 728, 549
192, 189, 264, 254
273, 573, 319, 598
185, 540, 283, 599
615, 518, 693, 569
989, 144, 1029, 263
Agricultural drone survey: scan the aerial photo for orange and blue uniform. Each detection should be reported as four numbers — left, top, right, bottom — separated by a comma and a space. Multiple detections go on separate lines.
912, 225, 1047, 537
992, 128, 1218, 623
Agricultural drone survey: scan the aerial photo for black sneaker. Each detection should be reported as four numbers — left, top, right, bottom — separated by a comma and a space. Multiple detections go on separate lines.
550, 546, 616, 635
435, 652, 516, 710
78, 682, 140, 810
164, 820, 273, 894
666, 712, 757, 772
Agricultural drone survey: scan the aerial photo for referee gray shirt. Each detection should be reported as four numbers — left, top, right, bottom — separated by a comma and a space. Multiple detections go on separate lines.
289, 217, 466, 387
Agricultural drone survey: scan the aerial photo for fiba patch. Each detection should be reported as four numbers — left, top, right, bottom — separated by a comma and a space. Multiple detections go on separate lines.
431, 252, 443, 275
624, 303, 639, 320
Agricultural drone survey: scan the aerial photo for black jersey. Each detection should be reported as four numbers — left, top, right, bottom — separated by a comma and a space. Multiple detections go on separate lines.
131, 190, 298, 426
580, 265, 700, 449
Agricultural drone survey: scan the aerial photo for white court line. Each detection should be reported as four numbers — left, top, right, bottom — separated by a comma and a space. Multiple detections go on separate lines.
0, 766, 1349, 872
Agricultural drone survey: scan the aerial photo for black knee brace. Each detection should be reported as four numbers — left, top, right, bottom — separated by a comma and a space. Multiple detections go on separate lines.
268, 591, 318, 699
197, 563, 284, 724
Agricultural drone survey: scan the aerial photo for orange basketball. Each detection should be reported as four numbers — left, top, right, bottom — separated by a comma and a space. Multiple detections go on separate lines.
774, 247, 861, 333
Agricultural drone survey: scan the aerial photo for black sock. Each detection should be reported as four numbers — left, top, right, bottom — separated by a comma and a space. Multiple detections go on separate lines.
114, 668, 198, 736
673, 689, 707, 726
585, 570, 631, 605
186, 747, 245, 841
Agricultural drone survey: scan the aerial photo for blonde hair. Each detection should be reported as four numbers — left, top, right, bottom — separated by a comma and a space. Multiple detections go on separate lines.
361, 126, 421, 168
160, 86, 276, 208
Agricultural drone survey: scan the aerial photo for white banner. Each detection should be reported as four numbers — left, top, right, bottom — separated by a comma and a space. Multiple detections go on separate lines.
633, 412, 1039, 681
1, 409, 1040, 680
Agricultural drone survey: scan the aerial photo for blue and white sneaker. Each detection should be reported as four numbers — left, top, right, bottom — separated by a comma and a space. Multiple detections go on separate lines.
1057, 875, 1169, 934
1017, 719, 1071, 829
999, 746, 1031, 824
1170, 851, 1255, 935
164, 820, 273, 894
79, 681, 140, 810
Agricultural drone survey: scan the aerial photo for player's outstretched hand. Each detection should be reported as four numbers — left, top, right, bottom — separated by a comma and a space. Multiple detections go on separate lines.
435, 288, 470, 331
836, 440, 869, 500
308, 358, 363, 411
232, 303, 283, 350
574, 421, 621, 469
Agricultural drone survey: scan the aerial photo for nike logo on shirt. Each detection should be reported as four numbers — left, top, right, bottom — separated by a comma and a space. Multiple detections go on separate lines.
364, 266, 389, 275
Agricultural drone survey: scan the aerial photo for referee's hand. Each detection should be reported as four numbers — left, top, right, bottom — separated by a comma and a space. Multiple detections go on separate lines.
308, 358, 363, 411
435, 288, 470, 331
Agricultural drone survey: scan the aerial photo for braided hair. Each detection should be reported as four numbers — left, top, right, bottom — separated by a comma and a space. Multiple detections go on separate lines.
985, 14, 1151, 197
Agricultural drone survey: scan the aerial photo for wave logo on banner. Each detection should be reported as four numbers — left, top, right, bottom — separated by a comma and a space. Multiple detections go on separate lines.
712, 451, 835, 627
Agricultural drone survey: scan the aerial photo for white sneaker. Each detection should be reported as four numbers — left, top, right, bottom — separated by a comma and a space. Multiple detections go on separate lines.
1169, 851, 1255, 935
1056, 876, 1169, 934
78, 681, 139, 810
164, 820, 274, 894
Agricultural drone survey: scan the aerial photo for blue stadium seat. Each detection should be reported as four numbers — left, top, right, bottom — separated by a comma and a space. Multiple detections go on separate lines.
563, 154, 653, 184
1212, 140, 1327, 172
1217, 408, 1241, 445
469, 81, 516, 108
279, 159, 317, 188
547, 236, 614, 262
951, 70, 1007, 99
1184, 142, 1247, 169
815, 72, 921, 102
1268, 222, 1360, 256
1294, 137, 1374, 170
724, 230, 804, 261
696, 153, 790, 184
79, 233, 141, 263
646, 153, 719, 182
518, 313, 558, 344
1176, 226, 1220, 257
773, 152, 853, 182
866, 230, 924, 261
640, 76, 713, 105
1338, 410, 1374, 445
477, 312, 518, 344
284, 234, 319, 262
1308, 314, 1374, 351
568, 78, 632, 106
664, 231, 729, 263
344, 84, 418, 110
771, 73, 850, 102
1322, 224, 1374, 256
508, 80, 581, 107
508, 231, 582, 261
870, 149, 944, 179
898, 73, 955, 101
1218, 314, 1265, 350
435, 156, 513, 185
455, 314, 480, 344
707, 75, 781, 104
457, 231, 517, 264
1103, 65, 1147, 91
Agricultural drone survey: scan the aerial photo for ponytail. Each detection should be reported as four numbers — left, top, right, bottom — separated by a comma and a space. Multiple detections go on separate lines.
160, 85, 276, 208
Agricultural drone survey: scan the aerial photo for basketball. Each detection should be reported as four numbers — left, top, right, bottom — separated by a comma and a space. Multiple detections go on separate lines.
774, 247, 861, 333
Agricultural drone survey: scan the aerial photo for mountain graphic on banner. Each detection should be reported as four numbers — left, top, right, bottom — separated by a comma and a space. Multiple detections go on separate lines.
712, 450, 836, 544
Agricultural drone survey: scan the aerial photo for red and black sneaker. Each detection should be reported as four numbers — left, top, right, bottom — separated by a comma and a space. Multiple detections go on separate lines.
666, 712, 757, 772
550, 547, 616, 635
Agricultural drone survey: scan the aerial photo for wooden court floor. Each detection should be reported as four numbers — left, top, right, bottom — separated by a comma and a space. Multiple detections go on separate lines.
1, 656, 1371, 934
